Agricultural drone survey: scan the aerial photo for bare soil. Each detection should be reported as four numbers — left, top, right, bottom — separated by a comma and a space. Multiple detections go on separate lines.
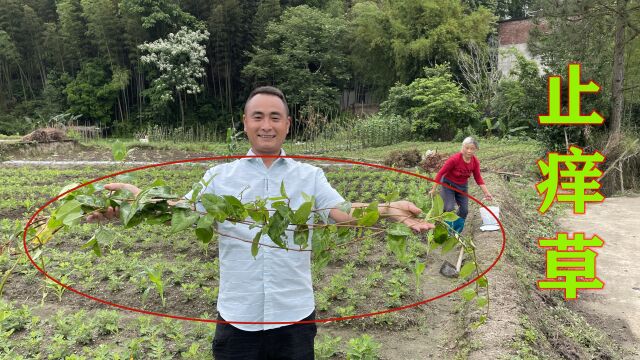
1, 141, 217, 162
558, 196, 640, 358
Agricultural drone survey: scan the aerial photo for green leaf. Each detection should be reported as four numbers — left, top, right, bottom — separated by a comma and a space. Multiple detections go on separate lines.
441, 236, 458, 254
357, 202, 379, 227
189, 183, 203, 203
267, 211, 288, 249
414, 261, 426, 277
382, 189, 400, 203
386, 223, 413, 237
31, 249, 42, 260
294, 224, 310, 248
248, 207, 269, 224
195, 215, 215, 244
223, 195, 247, 221
112, 141, 127, 162
432, 223, 448, 244
57, 183, 80, 199
461, 288, 476, 301
95, 228, 114, 243
471, 314, 488, 329
291, 202, 313, 224
267, 195, 287, 202
279, 181, 288, 198
336, 201, 351, 213
119, 202, 136, 227
477, 276, 488, 288
429, 193, 444, 218
301, 192, 314, 203
459, 262, 476, 279
145, 213, 172, 225
115, 173, 135, 183
171, 209, 199, 234
144, 186, 177, 200
201, 194, 227, 221
54, 199, 84, 226
251, 232, 261, 258
82, 228, 113, 257
442, 212, 459, 222
110, 189, 134, 202
82, 238, 101, 257
75, 195, 105, 210
387, 235, 406, 260
476, 296, 488, 308
150, 178, 166, 187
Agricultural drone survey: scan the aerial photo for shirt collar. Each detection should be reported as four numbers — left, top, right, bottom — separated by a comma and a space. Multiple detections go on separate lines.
246, 148, 288, 166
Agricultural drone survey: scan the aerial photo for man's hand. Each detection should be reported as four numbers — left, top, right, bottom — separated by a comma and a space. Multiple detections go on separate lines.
86, 183, 141, 223
382, 200, 435, 232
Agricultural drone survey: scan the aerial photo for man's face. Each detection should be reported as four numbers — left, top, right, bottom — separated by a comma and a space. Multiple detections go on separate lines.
243, 93, 291, 155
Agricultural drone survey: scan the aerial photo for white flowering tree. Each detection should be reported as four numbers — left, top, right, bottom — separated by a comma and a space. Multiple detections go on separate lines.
139, 27, 209, 127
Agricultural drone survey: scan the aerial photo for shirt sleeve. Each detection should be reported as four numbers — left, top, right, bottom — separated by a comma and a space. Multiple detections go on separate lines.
435, 155, 456, 183
314, 168, 345, 221
472, 157, 485, 185
183, 167, 217, 212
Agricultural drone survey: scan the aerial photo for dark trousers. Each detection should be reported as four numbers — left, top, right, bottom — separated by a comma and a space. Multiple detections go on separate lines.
212, 311, 317, 360
440, 177, 469, 219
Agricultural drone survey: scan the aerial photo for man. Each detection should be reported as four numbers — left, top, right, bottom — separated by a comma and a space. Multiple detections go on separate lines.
94, 86, 434, 359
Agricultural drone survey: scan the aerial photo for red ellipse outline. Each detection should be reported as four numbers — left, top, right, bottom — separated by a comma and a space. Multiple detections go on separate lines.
23, 154, 506, 325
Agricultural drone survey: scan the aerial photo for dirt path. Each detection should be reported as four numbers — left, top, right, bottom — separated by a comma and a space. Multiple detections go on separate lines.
558, 196, 640, 357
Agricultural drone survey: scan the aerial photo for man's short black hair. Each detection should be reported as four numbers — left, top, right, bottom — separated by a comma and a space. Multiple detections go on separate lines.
244, 86, 289, 116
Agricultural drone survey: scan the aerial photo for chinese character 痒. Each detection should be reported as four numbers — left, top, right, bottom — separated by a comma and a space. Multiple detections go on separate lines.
536, 145, 605, 214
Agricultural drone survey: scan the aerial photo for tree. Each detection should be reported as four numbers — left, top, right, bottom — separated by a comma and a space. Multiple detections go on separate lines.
381, 64, 480, 140
81, 0, 123, 63
64, 60, 122, 124
243, 5, 350, 115
56, 0, 89, 73
120, 0, 198, 37
529, 0, 640, 151
208, 0, 256, 115
457, 40, 501, 118
139, 27, 209, 127
496, 0, 534, 19
347, 0, 496, 96
492, 52, 546, 137
0, 30, 20, 109
347, 1, 396, 98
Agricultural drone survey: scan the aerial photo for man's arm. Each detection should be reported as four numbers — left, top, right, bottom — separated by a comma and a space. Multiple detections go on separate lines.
329, 200, 434, 232
87, 176, 205, 223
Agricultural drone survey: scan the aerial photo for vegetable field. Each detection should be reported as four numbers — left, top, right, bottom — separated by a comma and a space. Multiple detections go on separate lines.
2, 139, 628, 359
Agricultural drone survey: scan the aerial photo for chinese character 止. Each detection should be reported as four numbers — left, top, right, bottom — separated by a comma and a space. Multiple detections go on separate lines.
538, 233, 604, 300
539, 63, 604, 125
536, 145, 605, 214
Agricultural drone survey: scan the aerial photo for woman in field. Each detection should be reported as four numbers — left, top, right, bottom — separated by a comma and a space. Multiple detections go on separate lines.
429, 137, 493, 233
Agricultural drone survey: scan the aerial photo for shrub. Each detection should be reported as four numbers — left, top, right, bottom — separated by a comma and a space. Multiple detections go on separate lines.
381, 64, 480, 140
492, 52, 547, 138
0, 115, 33, 135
